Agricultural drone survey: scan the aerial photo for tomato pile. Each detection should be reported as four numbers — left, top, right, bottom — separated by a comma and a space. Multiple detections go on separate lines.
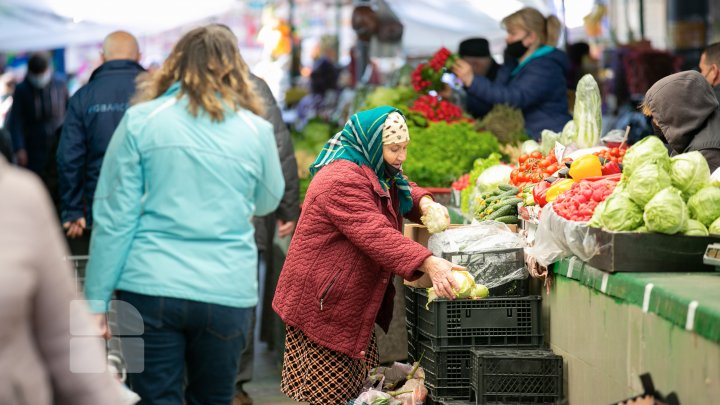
451, 173, 470, 191
510, 151, 561, 187
552, 177, 619, 222
593, 147, 626, 165
409, 95, 465, 122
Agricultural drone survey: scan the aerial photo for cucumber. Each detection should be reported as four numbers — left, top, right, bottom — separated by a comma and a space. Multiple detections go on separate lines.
499, 197, 523, 207
496, 215, 520, 224
498, 184, 517, 192
499, 189, 519, 198
484, 196, 500, 203
487, 204, 514, 220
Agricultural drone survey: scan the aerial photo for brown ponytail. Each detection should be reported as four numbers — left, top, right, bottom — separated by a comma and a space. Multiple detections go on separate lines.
502, 7, 563, 47
545, 15, 562, 46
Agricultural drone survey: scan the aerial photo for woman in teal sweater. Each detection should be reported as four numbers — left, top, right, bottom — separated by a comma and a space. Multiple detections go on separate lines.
84, 26, 284, 404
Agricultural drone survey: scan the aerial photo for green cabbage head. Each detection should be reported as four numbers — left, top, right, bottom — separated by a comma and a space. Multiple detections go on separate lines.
670, 152, 710, 198
688, 186, 720, 226
623, 136, 670, 178
627, 163, 671, 207
710, 217, 720, 235
684, 219, 709, 236
599, 193, 644, 231
644, 187, 688, 234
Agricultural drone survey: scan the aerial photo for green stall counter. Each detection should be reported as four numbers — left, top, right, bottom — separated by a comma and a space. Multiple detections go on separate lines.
540, 257, 720, 404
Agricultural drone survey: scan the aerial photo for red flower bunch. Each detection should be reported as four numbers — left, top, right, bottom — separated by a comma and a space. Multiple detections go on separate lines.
411, 47, 458, 92
410, 95, 464, 122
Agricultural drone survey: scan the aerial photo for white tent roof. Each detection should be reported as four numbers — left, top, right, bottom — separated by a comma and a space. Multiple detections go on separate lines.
0, 0, 237, 52
385, 0, 553, 56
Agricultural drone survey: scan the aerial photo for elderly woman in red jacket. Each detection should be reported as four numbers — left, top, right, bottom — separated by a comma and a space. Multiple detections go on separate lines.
273, 106, 461, 404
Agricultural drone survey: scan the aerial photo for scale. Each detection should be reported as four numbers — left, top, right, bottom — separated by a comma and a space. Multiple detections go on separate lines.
703, 243, 720, 271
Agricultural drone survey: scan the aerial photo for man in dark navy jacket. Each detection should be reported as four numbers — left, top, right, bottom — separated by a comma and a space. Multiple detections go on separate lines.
57, 31, 145, 241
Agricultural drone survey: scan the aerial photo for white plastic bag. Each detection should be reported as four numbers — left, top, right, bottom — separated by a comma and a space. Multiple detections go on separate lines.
525, 203, 602, 267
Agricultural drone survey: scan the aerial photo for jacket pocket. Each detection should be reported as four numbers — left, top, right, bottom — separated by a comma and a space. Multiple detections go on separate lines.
318, 271, 341, 311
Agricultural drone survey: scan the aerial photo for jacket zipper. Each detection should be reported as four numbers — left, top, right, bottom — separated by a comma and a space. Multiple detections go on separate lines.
319, 273, 340, 311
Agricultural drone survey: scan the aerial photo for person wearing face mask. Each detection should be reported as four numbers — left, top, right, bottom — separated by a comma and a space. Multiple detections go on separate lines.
6, 53, 68, 179
452, 7, 571, 140
699, 42, 720, 102
641, 70, 720, 171
273, 107, 463, 405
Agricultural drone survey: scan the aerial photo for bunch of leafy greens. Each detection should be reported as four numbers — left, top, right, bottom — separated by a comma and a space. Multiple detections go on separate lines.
292, 119, 340, 202
363, 86, 418, 110
403, 122, 500, 187
643, 187, 689, 234
479, 104, 527, 145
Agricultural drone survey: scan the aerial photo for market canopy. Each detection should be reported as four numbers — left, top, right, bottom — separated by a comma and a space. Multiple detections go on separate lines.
385, 0, 552, 55
0, 0, 237, 52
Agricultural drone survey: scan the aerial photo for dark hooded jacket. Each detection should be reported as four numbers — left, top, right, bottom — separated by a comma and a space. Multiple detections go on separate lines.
645, 71, 720, 172
6, 77, 67, 177
56, 60, 145, 224
464, 48, 572, 139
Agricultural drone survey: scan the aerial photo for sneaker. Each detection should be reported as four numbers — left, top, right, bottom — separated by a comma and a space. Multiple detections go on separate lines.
233, 389, 253, 405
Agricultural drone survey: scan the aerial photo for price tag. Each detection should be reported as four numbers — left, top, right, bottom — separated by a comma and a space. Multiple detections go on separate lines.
554, 142, 566, 161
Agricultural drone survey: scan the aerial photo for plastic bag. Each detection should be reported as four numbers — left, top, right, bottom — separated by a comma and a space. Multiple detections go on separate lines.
525, 203, 603, 267
428, 222, 527, 288
351, 390, 398, 405
601, 129, 626, 146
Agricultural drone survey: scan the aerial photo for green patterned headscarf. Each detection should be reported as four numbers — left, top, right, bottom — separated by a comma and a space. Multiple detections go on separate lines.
310, 106, 413, 214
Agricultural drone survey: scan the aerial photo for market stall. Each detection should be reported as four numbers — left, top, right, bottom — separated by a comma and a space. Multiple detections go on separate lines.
339, 45, 720, 404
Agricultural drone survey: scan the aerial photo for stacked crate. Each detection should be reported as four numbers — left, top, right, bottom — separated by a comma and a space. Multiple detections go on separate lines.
404, 247, 564, 405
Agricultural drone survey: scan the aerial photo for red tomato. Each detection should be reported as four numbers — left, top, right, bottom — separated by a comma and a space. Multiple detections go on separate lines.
538, 159, 550, 169
531, 151, 543, 159
519, 154, 529, 164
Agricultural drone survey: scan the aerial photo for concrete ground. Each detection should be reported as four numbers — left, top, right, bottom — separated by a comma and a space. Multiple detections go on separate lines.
243, 338, 298, 405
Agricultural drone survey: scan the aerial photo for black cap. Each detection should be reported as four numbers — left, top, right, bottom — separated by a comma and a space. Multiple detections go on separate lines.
27, 52, 50, 74
458, 38, 491, 58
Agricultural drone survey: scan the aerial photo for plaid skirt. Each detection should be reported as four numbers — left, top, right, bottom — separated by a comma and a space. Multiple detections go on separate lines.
280, 325, 379, 404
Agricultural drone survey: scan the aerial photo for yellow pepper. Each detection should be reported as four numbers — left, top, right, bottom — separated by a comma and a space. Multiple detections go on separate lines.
568, 154, 603, 180
545, 179, 575, 203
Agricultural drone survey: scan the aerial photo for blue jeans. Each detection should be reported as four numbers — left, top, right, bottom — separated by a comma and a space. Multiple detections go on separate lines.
116, 291, 253, 405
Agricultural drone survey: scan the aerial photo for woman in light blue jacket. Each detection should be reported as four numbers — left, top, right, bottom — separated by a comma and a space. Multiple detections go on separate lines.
84, 25, 284, 404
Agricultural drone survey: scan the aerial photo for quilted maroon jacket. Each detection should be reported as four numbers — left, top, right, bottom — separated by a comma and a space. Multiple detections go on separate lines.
272, 160, 433, 359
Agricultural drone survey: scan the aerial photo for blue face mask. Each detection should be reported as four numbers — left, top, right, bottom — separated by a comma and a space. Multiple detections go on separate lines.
28, 70, 52, 88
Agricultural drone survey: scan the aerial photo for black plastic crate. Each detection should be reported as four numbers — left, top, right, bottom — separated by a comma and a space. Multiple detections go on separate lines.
418, 339, 473, 401
405, 285, 417, 336
470, 348, 564, 404
415, 290, 543, 348
441, 248, 528, 297
407, 334, 417, 363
